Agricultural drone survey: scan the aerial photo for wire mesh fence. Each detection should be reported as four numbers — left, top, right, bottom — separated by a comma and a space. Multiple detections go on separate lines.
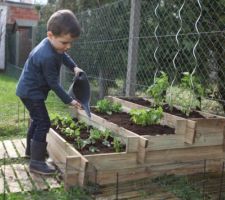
4, 0, 225, 111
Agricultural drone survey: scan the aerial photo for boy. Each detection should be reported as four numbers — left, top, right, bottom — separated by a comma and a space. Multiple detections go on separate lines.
16, 9, 82, 175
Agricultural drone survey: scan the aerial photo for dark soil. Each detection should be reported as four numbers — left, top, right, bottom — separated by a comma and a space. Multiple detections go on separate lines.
91, 109, 175, 136
51, 121, 125, 155
120, 97, 204, 119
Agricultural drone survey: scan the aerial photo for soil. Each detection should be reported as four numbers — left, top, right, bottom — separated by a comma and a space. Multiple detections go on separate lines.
120, 97, 205, 119
51, 121, 126, 155
91, 109, 175, 136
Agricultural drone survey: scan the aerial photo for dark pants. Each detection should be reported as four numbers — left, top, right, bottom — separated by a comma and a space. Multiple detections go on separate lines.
21, 98, 51, 143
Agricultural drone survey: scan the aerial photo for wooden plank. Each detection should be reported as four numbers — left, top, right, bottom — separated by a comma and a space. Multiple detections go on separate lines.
106, 96, 146, 113
184, 127, 196, 144
85, 152, 137, 171
175, 120, 187, 135
44, 176, 60, 189
137, 146, 146, 164
64, 156, 81, 187
145, 146, 224, 166
197, 110, 225, 119
24, 165, 48, 190
195, 119, 225, 134
163, 112, 184, 128
145, 135, 184, 150
12, 139, 25, 157
194, 131, 224, 146
13, 164, 33, 192
94, 167, 148, 185
0, 141, 7, 159
3, 140, 18, 158
184, 120, 196, 144
3, 165, 21, 193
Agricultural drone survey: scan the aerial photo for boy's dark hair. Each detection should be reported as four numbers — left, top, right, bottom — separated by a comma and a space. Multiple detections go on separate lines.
47, 9, 81, 38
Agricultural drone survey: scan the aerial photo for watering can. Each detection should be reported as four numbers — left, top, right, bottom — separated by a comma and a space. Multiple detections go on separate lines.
68, 71, 91, 118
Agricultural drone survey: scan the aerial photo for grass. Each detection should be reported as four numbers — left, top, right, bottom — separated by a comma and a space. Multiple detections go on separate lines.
0, 186, 93, 200
154, 174, 204, 200
0, 73, 70, 140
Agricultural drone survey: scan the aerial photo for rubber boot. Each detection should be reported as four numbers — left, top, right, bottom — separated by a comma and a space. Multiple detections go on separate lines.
29, 140, 56, 175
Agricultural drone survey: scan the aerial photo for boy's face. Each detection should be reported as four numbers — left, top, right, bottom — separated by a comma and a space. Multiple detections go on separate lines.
47, 31, 78, 54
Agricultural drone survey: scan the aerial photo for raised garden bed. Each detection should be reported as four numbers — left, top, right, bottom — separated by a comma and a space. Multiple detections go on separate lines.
69, 100, 225, 179
47, 115, 146, 187
106, 96, 225, 145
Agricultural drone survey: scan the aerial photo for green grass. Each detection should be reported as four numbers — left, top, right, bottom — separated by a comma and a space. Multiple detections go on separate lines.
0, 186, 93, 200
154, 174, 204, 200
0, 73, 70, 140
0, 73, 19, 104
0, 73, 68, 113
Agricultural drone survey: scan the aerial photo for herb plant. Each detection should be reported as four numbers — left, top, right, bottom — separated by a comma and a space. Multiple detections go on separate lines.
130, 107, 163, 126
96, 99, 122, 115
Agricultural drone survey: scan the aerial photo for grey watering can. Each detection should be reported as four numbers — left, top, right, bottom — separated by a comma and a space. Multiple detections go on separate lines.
68, 71, 91, 118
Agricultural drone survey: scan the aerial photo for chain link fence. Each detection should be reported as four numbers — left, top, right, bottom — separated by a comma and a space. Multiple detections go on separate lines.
5, 0, 225, 113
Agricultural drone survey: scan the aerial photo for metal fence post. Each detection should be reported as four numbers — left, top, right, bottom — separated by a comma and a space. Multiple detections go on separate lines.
125, 0, 141, 96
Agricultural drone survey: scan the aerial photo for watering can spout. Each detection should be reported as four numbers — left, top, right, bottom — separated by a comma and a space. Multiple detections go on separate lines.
68, 71, 91, 118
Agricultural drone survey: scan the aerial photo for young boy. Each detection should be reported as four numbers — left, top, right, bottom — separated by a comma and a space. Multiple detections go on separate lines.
16, 9, 82, 175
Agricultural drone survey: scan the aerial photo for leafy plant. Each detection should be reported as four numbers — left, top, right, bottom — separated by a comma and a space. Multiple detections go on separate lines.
180, 72, 204, 97
179, 72, 204, 115
101, 130, 112, 141
112, 137, 123, 152
146, 71, 169, 106
96, 99, 122, 115
89, 128, 102, 141
89, 146, 100, 153
130, 107, 163, 126
51, 114, 125, 154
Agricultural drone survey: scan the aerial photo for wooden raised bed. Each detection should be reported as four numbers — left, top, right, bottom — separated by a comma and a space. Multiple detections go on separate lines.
69, 100, 225, 178
47, 123, 145, 187
106, 96, 225, 145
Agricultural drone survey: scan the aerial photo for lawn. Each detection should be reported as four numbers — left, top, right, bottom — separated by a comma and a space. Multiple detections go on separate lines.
0, 73, 70, 140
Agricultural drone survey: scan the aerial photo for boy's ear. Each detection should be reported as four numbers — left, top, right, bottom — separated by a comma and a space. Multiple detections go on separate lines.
47, 31, 54, 39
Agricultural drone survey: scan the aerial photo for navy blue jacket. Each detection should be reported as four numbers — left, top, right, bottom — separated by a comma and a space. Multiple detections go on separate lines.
16, 38, 76, 104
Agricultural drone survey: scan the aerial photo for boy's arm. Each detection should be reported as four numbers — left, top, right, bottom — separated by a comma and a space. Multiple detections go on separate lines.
63, 53, 83, 76
42, 58, 73, 104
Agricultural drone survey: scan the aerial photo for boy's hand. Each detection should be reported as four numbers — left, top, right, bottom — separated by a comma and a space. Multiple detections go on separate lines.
70, 99, 82, 109
74, 66, 83, 77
